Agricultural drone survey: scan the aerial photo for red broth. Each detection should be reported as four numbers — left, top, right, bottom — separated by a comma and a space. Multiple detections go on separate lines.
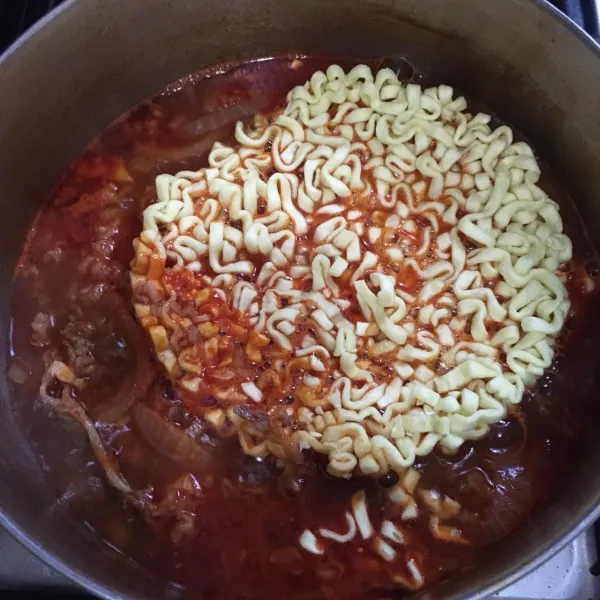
8, 56, 600, 600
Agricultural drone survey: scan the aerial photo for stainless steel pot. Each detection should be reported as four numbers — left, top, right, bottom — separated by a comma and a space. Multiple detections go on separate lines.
0, 0, 599, 598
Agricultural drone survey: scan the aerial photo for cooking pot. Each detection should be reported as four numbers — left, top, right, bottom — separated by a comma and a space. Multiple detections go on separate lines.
1, 0, 599, 598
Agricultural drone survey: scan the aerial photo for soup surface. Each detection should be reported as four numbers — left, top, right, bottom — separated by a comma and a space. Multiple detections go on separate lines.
8, 56, 600, 600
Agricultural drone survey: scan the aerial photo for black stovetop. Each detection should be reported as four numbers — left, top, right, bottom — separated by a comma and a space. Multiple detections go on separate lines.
0, 0, 599, 54
0, 0, 599, 598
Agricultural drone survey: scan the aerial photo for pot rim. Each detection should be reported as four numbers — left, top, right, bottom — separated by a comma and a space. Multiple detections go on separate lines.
0, 0, 599, 598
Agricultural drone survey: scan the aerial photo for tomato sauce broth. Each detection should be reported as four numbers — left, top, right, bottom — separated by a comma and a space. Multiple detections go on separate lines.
8, 56, 600, 600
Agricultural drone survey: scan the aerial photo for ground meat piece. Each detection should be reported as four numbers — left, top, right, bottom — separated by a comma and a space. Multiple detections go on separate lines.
149, 474, 202, 545
43, 246, 65, 263
170, 326, 191, 354
61, 320, 96, 377
134, 280, 166, 305
78, 254, 123, 283
31, 312, 54, 347
170, 511, 197, 546
93, 222, 120, 256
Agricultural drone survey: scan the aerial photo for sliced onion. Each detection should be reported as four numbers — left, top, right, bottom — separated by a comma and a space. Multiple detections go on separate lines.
137, 96, 267, 163
132, 404, 215, 471
270, 546, 304, 575
8, 360, 31, 385
457, 465, 534, 545
91, 299, 154, 423
39, 366, 148, 509
137, 134, 221, 162
175, 98, 267, 139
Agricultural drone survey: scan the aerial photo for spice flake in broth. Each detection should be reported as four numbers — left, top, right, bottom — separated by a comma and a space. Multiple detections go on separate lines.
8, 56, 600, 600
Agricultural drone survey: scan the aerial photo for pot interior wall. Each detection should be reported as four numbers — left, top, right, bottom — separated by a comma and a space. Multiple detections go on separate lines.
0, 0, 599, 598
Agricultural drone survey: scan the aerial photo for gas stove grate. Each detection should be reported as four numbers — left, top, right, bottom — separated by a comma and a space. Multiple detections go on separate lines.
0, 0, 65, 53
554, 0, 600, 37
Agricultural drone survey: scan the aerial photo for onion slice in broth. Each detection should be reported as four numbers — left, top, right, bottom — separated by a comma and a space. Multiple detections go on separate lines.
132, 404, 215, 471
456, 465, 535, 546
